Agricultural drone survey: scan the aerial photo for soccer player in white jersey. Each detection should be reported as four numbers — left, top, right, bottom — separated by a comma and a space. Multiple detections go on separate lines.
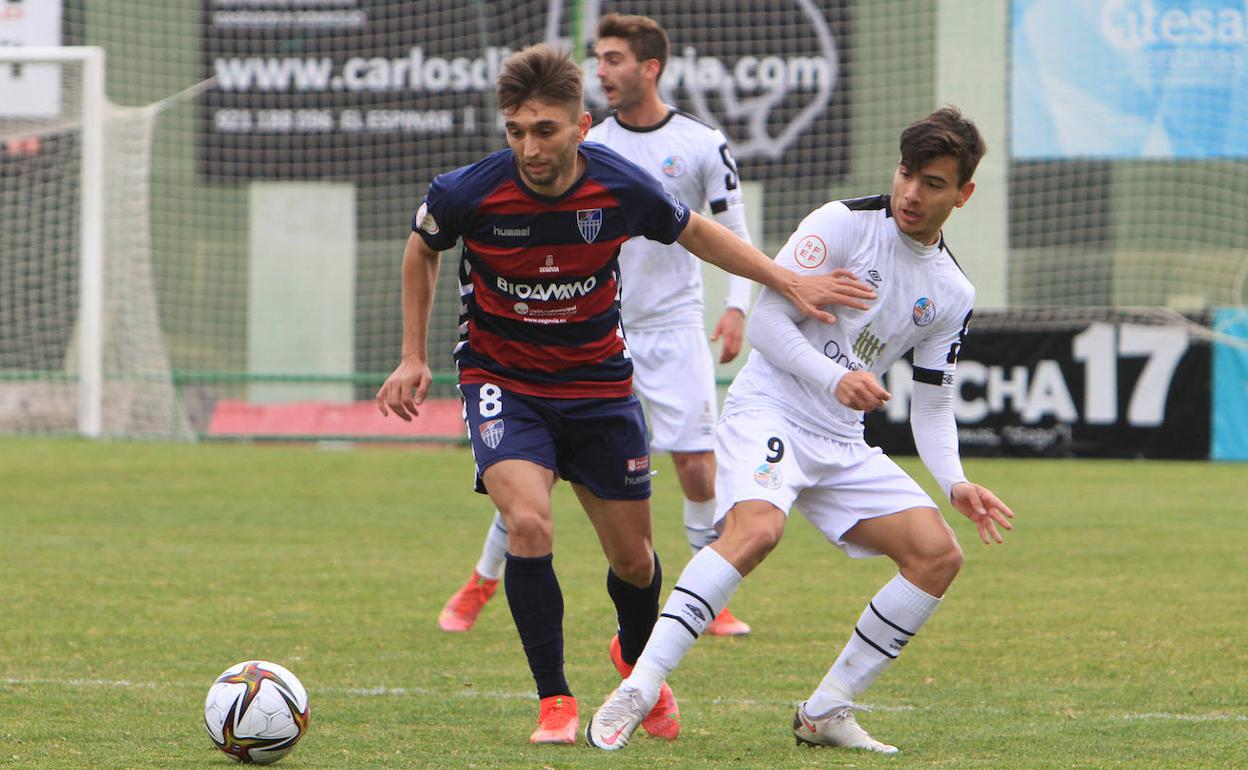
437, 14, 767, 638
586, 107, 1016, 754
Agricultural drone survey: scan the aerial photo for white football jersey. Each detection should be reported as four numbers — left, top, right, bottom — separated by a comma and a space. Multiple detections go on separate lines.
587, 109, 749, 331
725, 194, 975, 440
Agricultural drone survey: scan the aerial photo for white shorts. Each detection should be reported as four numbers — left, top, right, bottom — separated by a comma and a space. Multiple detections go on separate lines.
713, 409, 936, 558
627, 326, 718, 453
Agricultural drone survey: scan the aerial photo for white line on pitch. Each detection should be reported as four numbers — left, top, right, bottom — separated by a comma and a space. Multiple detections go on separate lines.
3, 678, 1244, 723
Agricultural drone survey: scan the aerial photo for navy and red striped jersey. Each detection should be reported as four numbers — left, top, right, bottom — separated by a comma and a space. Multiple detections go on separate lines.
412, 141, 692, 398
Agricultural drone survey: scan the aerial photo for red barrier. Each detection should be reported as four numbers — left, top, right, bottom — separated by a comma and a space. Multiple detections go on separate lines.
207, 399, 465, 439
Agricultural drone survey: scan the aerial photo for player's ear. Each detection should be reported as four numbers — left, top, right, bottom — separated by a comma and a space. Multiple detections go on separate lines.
955, 180, 975, 208
577, 110, 592, 141
643, 57, 661, 83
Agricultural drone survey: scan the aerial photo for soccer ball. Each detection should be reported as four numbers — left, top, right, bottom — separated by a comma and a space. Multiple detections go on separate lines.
204, 660, 310, 764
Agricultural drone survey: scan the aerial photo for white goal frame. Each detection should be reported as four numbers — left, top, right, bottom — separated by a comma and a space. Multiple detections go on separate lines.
2, 46, 106, 437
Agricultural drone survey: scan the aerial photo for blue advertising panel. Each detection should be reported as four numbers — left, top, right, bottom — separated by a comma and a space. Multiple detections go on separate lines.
1212, 308, 1248, 460
1013, 0, 1248, 158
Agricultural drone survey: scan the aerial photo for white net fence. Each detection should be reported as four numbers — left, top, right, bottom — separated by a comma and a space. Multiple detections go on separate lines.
1, 1, 1245, 439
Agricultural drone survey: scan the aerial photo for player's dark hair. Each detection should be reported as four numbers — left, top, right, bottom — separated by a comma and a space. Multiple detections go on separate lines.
597, 13, 670, 77
497, 44, 584, 115
899, 106, 986, 186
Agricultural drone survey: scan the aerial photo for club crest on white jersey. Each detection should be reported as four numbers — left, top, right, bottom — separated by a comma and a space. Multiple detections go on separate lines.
753, 462, 783, 489
662, 156, 687, 177
912, 297, 937, 326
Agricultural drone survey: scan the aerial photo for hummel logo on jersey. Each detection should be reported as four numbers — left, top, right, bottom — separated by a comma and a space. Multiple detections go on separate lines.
666, 192, 687, 221
495, 275, 597, 301
492, 225, 530, 237
577, 208, 603, 242
852, 326, 886, 368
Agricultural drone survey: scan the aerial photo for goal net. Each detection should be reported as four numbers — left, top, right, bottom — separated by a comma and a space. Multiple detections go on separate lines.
2, 1, 1245, 440
0, 46, 192, 440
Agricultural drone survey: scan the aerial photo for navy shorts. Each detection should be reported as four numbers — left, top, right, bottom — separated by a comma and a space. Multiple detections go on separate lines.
459, 382, 652, 500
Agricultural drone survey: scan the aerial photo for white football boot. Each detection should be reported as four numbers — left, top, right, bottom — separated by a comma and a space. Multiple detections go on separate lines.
793, 702, 899, 754
584, 684, 653, 751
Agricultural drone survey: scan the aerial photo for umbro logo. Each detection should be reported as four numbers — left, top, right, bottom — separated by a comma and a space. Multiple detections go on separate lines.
685, 604, 706, 622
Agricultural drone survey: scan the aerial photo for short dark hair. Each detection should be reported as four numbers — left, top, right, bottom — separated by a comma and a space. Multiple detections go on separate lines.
597, 13, 670, 77
899, 106, 986, 186
496, 43, 584, 114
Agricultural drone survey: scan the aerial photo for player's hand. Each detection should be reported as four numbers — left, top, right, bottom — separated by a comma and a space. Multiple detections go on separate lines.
833, 369, 890, 411
788, 268, 875, 324
950, 481, 1015, 545
375, 356, 432, 422
710, 308, 746, 363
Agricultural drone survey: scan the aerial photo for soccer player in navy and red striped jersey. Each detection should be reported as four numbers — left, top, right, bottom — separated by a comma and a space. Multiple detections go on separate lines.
376, 43, 873, 746
417, 137, 685, 400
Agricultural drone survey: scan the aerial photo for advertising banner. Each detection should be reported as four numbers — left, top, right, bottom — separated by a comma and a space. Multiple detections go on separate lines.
864, 322, 1211, 459
0, 0, 62, 118
1013, 0, 1248, 159
1211, 308, 1248, 460
198, 0, 850, 185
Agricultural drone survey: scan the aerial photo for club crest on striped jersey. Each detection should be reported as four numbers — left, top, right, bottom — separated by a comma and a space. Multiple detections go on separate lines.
479, 418, 505, 449
912, 297, 937, 326
577, 208, 603, 243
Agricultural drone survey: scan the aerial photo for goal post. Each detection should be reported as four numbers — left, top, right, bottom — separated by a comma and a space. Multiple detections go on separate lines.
0, 45, 192, 440
14, 46, 107, 438
3, 4, 1245, 444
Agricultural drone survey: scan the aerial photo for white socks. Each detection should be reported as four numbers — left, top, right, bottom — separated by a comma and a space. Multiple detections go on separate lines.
683, 498, 719, 555
626, 546, 743, 702
475, 510, 509, 581
805, 573, 940, 717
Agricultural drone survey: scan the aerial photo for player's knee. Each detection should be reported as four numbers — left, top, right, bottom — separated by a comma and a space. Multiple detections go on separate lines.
672, 451, 716, 501
502, 509, 553, 554
913, 539, 963, 591
745, 527, 783, 561
609, 548, 656, 587
725, 514, 784, 562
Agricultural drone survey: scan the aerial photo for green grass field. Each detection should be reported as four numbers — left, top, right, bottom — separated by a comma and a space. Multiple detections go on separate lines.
1, 438, 1245, 769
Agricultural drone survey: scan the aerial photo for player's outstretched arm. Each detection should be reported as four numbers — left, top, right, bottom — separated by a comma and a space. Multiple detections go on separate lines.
710, 307, 745, 363
909, 379, 1012, 543
376, 232, 440, 421
950, 482, 1015, 545
677, 212, 874, 324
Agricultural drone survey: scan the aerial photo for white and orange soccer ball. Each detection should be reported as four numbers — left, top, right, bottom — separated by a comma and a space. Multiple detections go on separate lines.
204, 660, 310, 764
